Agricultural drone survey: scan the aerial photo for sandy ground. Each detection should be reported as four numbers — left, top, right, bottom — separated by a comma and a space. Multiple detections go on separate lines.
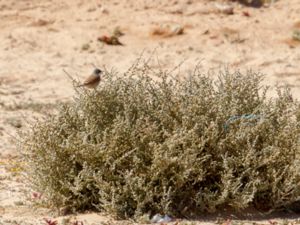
1, 0, 300, 224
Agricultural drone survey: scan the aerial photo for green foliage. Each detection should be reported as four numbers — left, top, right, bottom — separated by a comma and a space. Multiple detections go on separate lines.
22, 60, 300, 219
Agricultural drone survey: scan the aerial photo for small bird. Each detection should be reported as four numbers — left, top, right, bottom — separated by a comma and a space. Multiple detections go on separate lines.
78, 68, 102, 88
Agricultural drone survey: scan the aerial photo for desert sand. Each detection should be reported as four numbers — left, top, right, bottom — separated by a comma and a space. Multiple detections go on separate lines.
1, 0, 300, 224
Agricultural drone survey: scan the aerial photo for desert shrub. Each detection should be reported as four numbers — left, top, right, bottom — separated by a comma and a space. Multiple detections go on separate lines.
22, 60, 300, 219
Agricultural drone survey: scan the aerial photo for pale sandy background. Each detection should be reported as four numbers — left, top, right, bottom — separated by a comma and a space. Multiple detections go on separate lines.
1, 0, 300, 224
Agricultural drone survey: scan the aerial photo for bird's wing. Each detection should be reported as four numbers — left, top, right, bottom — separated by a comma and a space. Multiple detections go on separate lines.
83, 74, 100, 85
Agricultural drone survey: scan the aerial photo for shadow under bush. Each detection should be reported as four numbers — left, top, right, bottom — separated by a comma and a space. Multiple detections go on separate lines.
22, 61, 300, 219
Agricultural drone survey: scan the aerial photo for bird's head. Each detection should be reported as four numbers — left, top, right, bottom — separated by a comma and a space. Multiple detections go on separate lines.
93, 68, 102, 76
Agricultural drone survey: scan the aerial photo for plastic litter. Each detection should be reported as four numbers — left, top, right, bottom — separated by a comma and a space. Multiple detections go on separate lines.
150, 214, 172, 223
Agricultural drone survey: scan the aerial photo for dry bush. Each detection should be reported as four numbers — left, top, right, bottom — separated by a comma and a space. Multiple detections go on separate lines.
22, 59, 300, 219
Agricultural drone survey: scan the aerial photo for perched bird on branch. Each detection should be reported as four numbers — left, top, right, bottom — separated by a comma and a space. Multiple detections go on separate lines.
77, 68, 102, 89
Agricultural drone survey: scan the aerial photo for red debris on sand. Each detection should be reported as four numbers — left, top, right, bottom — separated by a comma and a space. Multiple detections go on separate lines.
97, 35, 123, 45
268, 220, 278, 225
44, 218, 58, 225
243, 11, 251, 17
